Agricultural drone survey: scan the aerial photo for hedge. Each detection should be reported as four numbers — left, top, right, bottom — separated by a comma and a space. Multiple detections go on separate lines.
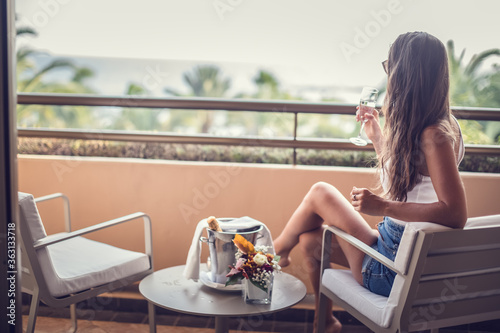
17, 138, 499, 173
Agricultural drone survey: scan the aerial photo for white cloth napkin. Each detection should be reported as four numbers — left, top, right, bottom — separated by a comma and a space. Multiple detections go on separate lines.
183, 216, 274, 281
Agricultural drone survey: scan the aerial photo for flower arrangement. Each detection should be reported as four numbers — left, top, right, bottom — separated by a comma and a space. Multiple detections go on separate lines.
225, 234, 281, 292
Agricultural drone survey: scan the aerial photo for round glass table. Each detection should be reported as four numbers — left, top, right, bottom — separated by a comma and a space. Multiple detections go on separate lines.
139, 265, 307, 333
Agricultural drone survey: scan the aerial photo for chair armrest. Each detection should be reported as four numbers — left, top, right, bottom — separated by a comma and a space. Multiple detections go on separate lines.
321, 225, 403, 276
35, 193, 72, 232
33, 212, 153, 262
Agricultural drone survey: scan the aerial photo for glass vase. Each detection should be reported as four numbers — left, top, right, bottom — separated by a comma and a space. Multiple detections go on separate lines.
242, 276, 273, 305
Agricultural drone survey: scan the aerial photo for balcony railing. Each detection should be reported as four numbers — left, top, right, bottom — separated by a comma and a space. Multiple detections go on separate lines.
17, 93, 500, 164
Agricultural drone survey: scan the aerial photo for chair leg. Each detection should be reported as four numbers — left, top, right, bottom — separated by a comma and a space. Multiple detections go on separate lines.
317, 292, 328, 333
25, 289, 40, 333
148, 302, 156, 333
68, 303, 78, 333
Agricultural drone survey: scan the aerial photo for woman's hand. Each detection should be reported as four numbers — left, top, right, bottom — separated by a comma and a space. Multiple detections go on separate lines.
356, 106, 383, 155
356, 106, 382, 144
350, 186, 387, 216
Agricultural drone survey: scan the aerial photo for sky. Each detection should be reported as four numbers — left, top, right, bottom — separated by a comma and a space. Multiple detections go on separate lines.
15, 0, 500, 102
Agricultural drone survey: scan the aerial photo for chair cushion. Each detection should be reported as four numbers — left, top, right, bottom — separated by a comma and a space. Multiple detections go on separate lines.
322, 269, 394, 328
39, 233, 150, 297
18, 192, 47, 241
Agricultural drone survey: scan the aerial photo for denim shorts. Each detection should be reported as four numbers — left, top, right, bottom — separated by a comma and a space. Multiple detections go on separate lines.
361, 216, 405, 297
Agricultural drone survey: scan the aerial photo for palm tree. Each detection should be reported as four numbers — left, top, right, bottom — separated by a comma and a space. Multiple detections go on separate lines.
164, 65, 231, 133
112, 82, 167, 132
447, 40, 500, 144
253, 70, 280, 99
183, 66, 231, 98
16, 21, 95, 128
229, 70, 299, 137
447, 40, 500, 107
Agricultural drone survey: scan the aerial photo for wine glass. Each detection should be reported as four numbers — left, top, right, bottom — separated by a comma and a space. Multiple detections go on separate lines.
349, 87, 378, 146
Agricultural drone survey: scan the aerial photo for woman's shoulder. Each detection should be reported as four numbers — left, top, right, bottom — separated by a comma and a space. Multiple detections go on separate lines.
418, 119, 463, 176
421, 117, 459, 145
420, 124, 451, 147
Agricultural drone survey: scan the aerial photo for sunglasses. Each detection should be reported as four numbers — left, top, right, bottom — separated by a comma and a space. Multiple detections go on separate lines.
382, 60, 388, 74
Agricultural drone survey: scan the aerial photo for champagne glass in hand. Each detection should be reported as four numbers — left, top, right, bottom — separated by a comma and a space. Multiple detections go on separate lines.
350, 87, 378, 146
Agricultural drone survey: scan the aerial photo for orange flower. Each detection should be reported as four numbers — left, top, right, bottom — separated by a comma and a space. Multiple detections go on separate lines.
233, 234, 255, 254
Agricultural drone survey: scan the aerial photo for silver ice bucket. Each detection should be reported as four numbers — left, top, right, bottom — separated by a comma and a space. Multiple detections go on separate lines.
201, 218, 263, 284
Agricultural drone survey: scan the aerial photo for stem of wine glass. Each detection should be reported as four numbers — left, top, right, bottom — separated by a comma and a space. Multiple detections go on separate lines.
357, 119, 367, 138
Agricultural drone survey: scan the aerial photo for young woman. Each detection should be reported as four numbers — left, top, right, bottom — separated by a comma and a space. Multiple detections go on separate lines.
273, 32, 467, 333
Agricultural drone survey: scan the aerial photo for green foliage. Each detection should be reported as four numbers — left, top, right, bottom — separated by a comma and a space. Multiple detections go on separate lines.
458, 120, 492, 144
183, 66, 231, 98
18, 138, 499, 172
19, 138, 499, 173
447, 40, 500, 145
125, 82, 147, 95
164, 65, 232, 133
300, 114, 359, 139
447, 40, 500, 108
297, 149, 377, 168
110, 82, 167, 132
225, 274, 242, 287
16, 22, 96, 128
17, 138, 293, 164
460, 155, 500, 173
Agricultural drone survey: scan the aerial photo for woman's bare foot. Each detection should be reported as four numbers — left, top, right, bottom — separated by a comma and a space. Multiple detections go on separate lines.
277, 254, 292, 267
273, 236, 292, 267
314, 315, 342, 333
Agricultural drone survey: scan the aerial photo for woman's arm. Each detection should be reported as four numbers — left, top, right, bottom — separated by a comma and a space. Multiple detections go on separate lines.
351, 126, 467, 229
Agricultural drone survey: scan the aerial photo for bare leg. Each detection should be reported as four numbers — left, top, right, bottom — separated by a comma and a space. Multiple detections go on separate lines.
274, 181, 379, 332
274, 182, 378, 281
299, 228, 345, 333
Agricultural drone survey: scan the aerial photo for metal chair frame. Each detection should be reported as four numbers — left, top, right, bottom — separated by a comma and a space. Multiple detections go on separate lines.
20, 193, 156, 333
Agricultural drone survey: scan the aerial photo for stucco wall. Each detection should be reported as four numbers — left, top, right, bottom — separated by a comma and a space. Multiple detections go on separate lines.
18, 155, 500, 293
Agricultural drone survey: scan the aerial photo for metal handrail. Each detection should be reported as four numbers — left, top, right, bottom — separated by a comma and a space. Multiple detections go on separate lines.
16, 93, 500, 120
16, 93, 500, 161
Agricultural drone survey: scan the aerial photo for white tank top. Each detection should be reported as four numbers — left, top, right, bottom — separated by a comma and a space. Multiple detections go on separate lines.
381, 118, 465, 224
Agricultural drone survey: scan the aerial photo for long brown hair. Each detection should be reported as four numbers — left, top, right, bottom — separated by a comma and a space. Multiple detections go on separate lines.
379, 32, 455, 202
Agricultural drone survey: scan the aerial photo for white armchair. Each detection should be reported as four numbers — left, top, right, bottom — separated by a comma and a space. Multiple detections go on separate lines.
318, 215, 500, 333
19, 192, 155, 333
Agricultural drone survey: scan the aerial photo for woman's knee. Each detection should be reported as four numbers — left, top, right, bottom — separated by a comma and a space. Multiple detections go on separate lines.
310, 181, 332, 195
305, 182, 329, 203
306, 182, 341, 206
